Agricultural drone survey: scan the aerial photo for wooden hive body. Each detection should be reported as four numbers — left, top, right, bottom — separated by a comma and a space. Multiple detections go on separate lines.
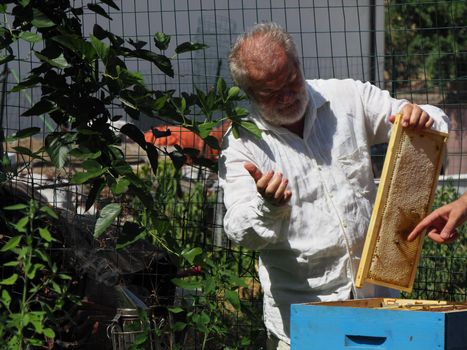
291, 298, 467, 349
356, 114, 448, 292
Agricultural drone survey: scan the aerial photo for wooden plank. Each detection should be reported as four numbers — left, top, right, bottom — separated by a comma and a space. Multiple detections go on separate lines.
355, 114, 448, 292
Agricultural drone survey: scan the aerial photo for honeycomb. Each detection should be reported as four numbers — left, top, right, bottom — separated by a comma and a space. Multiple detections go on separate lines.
356, 115, 448, 292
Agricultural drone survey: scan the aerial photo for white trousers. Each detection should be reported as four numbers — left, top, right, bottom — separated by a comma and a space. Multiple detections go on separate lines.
266, 335, 290, 350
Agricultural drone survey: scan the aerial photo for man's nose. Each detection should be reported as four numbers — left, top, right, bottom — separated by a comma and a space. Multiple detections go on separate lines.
278, 90, 294, 104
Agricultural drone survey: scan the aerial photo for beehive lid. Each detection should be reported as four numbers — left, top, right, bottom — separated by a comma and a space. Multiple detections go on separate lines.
305, 298, 467, 312
355, 114, 448, 292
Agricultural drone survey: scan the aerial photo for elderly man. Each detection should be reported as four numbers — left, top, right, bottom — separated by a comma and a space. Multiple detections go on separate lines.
218, 23, 449, 349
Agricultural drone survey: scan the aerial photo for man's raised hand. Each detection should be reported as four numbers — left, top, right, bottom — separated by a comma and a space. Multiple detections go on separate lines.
388, 103, 434, 129
244, 162, 292, 206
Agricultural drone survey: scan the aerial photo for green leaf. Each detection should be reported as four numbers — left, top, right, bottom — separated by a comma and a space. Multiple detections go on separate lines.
175, 42, 208, 55
85, 178, 105, 211
39, 205, 59, 219
28, 311, 45, 333
154, 32, 171, 50
179, 97, 186, 114
11, 76, 41, 92
110, 177, 130, 195
1, 236, 22, 252
232, 125, 240, 138
9, 127, 41, 140
217, 78, 226, 98
238, 120, 262, 139
57, 273, 72, 280
34, 52, 69, 69
38, 227, 53, 242
70, 167, 107, 184
88, 3, 112, 20
173, 322, 187, 332
116, 221, 145, 249
134, 333, 147, 346
171, 278, 202, 290
35, 249, 51, 265
19, 31, 42, 43
69, 148, 101, 160
101, 0, 120, 10
197, 121, 217, 139
13, 216, 29, 233
128, 38, 147, 50
51, 35, 96, 61
1, 290, 11, 308
93, 23, 108, 39
3, 203, 28, 210
241, 337, 251, 346
42, 328, 55, 338
120, 123, 146, 149
26, 263, 44, 279
181, 247, 202, 265
82, 159, 103, 172
0, 274, 18, 285
234, 107, 249, 117
226, 274, 248, 288
12, 146, 39, 159
146, 143, 159, 177
120, 98, 138, 111
224, 290, 241, 310
94, 203, 121, 238
132, 50, 174, 77
227, 86, 241, 100
22, 99, 54, 116
31, 8, 55, 28
168, 307, 184, 314
45, 134, 71, 169
90, 34, 110, 62
153, 94, 168, 110
51, 280, 62, 293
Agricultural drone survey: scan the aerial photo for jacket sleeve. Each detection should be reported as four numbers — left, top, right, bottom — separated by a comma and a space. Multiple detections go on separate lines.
218, 133, 291, 250
356, 80, 449, 145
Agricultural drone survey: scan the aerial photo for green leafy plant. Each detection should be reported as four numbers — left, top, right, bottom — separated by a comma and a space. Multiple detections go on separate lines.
0, 0, 260, 239
0, 200, 77, 349
386, 0, 467, 88
1, 1, 265, 348
127, 162, 264, 349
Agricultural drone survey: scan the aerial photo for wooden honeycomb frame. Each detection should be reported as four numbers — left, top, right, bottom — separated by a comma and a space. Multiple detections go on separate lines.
356, 114, 448, 292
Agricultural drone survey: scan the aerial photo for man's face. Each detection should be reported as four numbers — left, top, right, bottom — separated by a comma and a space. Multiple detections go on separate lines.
249, 62, 309, 126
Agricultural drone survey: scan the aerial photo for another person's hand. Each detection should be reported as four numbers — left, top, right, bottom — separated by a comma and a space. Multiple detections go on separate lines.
244, 162, 292, 205
389, 103, 434, 129
407, 193, 467, 244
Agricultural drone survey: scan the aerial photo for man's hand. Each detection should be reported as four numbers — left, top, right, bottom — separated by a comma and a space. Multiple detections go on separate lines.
407, 194, 467, 244
244, 162, 292, 205
389, 103, 434, 129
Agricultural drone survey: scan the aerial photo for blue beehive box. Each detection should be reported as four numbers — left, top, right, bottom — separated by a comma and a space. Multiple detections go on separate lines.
291, 298, 467, 350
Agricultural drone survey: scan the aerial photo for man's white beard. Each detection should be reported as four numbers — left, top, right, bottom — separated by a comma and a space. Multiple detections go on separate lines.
253, 88, 310, 126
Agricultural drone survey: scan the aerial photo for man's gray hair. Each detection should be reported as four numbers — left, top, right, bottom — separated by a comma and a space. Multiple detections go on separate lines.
229, 22, 299, 91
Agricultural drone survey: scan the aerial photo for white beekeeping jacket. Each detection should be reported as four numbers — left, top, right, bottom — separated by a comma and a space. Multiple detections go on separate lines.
218, 79, 449, 344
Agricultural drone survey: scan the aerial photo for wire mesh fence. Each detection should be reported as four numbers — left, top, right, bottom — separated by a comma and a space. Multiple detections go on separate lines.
0, 0, 466, 349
